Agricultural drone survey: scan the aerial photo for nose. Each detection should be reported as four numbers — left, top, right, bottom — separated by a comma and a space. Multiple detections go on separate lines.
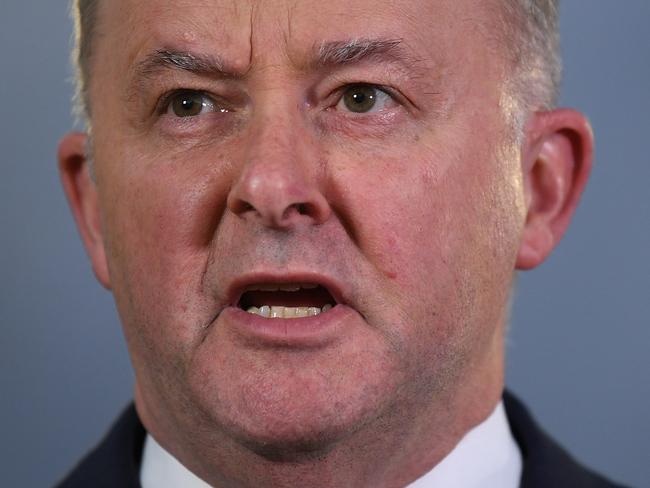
227, 115, 331, 230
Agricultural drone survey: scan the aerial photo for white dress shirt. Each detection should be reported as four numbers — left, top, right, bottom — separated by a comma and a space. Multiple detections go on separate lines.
141, 401, 522, 488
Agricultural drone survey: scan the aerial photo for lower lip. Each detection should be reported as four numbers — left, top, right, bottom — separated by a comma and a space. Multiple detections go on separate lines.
219, 305, 356, 347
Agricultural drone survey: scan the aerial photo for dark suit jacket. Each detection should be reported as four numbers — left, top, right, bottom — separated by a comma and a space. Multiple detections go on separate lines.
54, 391, 630, 487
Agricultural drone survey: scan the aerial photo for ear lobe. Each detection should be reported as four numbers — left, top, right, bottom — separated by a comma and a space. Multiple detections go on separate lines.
516, 109, 594, 270
58, 132, 111, 289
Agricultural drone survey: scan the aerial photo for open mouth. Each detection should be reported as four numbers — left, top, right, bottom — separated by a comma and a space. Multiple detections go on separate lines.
237, 283, 337, 319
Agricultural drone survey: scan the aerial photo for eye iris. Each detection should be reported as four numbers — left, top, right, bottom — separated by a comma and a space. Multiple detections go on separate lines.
172, 92, 204, 117
343, 86, 377, 113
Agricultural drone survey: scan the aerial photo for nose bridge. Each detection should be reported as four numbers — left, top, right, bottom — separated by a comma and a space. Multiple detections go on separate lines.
227, 92, 331, 229
248, 99, 302, 171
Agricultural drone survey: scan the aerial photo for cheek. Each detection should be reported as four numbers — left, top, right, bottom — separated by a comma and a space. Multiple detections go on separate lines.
336, 137, 523, 323
97, 148, 233, 350
330, 146, 459, 288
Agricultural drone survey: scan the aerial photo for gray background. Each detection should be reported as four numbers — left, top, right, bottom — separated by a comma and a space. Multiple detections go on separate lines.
1, 1, 648, 487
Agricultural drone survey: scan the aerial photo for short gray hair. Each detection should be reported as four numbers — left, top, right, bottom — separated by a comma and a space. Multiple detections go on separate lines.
70, 0, 560, 130
71, 0, 100, 124
500, 0, 561, 131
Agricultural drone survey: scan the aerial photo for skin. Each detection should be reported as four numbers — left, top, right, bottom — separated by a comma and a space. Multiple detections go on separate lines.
58, 0, 593, 486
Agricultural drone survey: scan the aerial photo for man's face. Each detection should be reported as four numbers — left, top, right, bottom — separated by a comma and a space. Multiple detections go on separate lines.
86, 0, 525, 455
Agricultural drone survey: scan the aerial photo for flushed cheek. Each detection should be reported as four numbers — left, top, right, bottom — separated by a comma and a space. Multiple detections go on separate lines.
325, 158, 454, 355
99, 155, 231, 349
336, 155, 447, 287
339, 143, 515, 336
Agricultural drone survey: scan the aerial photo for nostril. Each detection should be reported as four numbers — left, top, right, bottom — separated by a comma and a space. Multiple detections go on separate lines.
229, 199, 255, 215
282, 202, 313, 221
227, 179, 331, 227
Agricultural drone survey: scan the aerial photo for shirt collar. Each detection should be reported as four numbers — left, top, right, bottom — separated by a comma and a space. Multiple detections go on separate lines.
406, 401, 522, 487
141, 401, 521, 488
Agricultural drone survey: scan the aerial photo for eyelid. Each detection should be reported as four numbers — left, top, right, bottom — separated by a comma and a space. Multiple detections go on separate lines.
330, 82, 410, 112
156, 89, 225, 116
334, 84, 398, 113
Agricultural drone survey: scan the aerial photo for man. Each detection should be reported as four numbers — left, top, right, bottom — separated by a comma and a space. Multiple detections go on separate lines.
54, 0, 627, 486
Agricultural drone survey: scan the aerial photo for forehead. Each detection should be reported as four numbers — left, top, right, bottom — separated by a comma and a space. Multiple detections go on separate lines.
97, 0, 499, 71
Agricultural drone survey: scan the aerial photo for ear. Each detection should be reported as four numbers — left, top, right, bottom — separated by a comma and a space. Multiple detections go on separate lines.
516, 109, 594, 270
58, 132, 111, 289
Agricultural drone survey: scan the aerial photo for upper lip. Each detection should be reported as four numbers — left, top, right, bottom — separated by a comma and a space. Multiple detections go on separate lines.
224, 271, 347, 308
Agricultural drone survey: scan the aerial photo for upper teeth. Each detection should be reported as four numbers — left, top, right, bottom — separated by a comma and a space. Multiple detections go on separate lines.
247, 304, 333, 319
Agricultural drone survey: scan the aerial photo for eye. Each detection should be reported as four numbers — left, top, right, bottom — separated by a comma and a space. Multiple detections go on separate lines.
336, 84, 394, 114
165, 90, 227, 117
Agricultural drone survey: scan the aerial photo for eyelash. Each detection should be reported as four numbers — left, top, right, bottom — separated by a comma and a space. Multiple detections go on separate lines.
157, 83, 400, 113
157, 90, 225, 117
330, 83, 399, 114
151, 85, 406, 146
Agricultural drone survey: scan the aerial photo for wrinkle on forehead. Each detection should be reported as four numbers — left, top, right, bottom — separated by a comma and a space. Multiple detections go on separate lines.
249, 0, 446, 78
113, 0, 472, 72
100, 0, 503, 71
119, 0, 254, 62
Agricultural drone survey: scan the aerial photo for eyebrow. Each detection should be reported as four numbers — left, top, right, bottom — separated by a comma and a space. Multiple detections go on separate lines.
133, 38, 421, 82
312, 38, 416, 69
134, 49, 246, 80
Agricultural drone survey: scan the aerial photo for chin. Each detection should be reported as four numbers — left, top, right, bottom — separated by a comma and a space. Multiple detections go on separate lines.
187, 364, 400, 462
181, 317, 410, 461
230, 421, 352, 462
195, 385, 380, 461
